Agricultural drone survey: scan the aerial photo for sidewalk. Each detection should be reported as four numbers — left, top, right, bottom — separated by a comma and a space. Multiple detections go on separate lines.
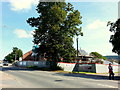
0, 71, 21, 88
53, 70, 120, 81
72, 72, 120, 80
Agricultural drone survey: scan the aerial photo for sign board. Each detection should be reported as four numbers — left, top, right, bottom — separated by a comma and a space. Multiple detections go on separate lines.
79, 64, 92, 70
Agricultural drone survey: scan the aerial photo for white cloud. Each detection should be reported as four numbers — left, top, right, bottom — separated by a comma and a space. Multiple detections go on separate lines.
85, 19, 113, 40
8, 0, 39, 11
14, 29, 33, 38
74, 19, 117, 55
86, 19, 106, 30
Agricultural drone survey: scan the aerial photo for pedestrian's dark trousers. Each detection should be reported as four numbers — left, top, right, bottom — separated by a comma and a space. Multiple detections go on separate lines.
109, 73, 114, 80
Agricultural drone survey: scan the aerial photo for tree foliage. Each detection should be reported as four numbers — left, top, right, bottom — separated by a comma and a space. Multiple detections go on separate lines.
107, 18, 120, 55
4, 47, 23, 63
27, 2, 83, 65
90, 52, 107, 60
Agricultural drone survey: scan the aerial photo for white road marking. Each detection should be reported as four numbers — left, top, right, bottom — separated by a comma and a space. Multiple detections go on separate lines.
97, 84, 118, 88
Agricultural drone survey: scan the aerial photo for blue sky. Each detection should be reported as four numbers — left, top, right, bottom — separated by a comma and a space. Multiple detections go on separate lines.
0, 0, 119, 60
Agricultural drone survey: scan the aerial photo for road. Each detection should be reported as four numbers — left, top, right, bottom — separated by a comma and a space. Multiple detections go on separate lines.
0, 66, 119, 88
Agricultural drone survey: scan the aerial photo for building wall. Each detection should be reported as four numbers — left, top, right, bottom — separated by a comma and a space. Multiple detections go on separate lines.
58, 62, 76, 72
96, 64, 119, 73
0, 60, 3, 63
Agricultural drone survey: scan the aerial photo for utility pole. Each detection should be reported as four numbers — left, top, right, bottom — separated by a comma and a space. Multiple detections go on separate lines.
76, 36, 79, 57
15, 51, 17, 61
76, 36, 79, 73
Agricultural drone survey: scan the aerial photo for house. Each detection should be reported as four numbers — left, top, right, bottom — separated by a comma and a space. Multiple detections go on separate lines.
0, 60, 3, 63
22, 51, 34, 61
72, 55, 93, 63
22, 49, 93, 63
22, 50, 47, 61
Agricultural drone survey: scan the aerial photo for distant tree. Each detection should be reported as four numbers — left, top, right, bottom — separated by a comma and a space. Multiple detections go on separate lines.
107, 18, 120, 55
4, 47, 23, 63
27, 2, 83, 69
95, 60, 103, 64
4, 53, 14, 63
90, 52, 107, 60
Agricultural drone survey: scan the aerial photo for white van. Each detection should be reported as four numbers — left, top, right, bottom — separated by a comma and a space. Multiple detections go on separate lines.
0, 63, 3, 67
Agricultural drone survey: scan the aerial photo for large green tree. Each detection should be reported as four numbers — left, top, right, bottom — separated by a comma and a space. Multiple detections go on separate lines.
4, 47, 23, 63
90, 52, 107, 60
27, 2, 83, 68
107, 18, 120, 55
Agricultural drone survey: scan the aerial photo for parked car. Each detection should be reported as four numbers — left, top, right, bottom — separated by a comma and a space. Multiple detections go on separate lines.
3, 63, 8, 66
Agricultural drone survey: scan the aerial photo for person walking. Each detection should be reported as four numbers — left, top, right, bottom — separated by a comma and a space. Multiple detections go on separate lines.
108, 63, 114, 80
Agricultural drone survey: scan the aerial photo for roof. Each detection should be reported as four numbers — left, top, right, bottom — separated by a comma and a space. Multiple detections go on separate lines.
79, 49, 89, 56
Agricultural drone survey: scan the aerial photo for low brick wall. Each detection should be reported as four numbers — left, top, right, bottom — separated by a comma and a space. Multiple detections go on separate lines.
95, 63, 119, 73
58, 62, 119, 73
15, 61, 119, 73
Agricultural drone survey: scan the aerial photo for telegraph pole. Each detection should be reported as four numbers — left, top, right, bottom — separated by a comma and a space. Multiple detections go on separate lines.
76, 36, 80, 73
76, 36, 79, 57
15, 51, 17, 61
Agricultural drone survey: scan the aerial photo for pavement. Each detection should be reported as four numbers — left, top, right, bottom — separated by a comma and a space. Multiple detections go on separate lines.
0, 67, 22, 88
68, 72, 120, 81
50, 71, 120, 81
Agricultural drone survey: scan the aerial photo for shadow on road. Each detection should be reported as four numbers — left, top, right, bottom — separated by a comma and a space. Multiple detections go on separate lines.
54, 80, 63, 82
52, 72, 120, 81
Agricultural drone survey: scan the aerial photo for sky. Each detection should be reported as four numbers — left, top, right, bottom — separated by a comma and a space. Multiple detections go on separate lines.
0, 0, 119, 60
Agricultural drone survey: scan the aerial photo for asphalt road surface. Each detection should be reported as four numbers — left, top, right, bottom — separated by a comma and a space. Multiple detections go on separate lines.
0, 66, 119, 88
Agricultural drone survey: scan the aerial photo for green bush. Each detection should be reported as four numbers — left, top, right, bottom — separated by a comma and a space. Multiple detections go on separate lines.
27, 66, 38, 69
26, 65, 63, 71
95, 60, 103, 64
